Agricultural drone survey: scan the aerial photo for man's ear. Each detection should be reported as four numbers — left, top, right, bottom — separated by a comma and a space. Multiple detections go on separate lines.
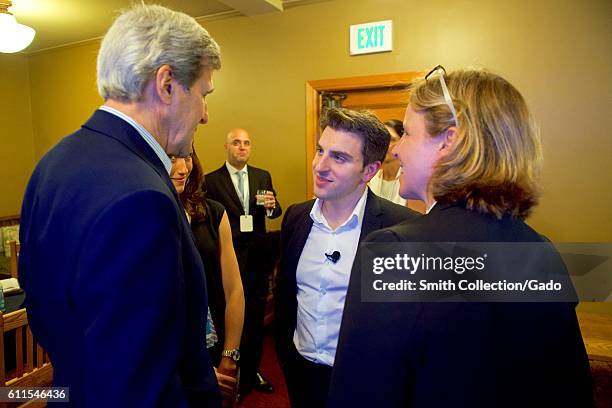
362, 160, 381, 183
438, 126, 459, 158
155, 64, 174, 104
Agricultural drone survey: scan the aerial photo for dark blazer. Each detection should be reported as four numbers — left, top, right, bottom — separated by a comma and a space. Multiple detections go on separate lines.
205, 164, 282, 241
274, 190, 420, 368
19, 110, 220, 407
191, 198, 227, 361
328, 202, 593, 408
205, 164, 281, 290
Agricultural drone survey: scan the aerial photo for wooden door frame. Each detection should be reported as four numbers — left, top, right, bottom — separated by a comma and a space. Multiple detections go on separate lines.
305, 71, 424, 198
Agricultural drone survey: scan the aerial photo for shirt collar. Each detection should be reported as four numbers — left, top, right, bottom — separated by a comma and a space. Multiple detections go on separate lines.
310, 187, 369, 232
225, 161, 248, 175
426, 200, 438, 214
376, 167, 402, 180
98, 105, 172, 174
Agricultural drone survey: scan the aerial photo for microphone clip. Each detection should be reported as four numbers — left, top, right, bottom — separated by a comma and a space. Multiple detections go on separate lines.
325, 250, 341, 264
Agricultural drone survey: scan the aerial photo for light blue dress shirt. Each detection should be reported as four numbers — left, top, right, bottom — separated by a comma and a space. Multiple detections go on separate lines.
293, 188, 369, 366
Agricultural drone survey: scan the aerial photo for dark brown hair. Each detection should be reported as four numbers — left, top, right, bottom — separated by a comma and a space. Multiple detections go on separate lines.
384, 119, 404, 137
320, 107, 390, 166
180, 148, 207, 222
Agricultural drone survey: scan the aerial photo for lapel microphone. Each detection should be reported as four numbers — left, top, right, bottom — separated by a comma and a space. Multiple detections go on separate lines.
325, 250, 341, 264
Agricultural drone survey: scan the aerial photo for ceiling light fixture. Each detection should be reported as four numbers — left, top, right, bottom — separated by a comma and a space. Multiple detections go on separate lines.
0, 0, 35, 53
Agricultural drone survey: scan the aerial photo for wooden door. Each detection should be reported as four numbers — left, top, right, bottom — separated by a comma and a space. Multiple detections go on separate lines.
305, 72, 426, 212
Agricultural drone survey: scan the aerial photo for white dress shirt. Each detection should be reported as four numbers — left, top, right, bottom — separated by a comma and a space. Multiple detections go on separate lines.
368, 168, 406, 206
426, 201, 437, 214
98, 105, 172, 174
293, 188, 369, 366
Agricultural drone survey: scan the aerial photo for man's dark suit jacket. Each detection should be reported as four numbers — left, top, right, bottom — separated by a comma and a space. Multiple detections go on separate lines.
19, 110, 220, 407
204, 164, 281, 241
274, 190, 420, 368
205, 165, 281, 279
328, 202, 593, 408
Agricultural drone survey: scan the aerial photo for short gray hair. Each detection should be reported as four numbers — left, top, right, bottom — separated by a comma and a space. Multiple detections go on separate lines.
97, 4, 221, 102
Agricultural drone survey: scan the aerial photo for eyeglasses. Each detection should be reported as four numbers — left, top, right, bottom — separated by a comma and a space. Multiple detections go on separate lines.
425, 65, 459, 127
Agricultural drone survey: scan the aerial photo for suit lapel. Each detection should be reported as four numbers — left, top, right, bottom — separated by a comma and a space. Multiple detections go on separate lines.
359, 190, 384, 242
287, 202, 315, 284
289, 192, 380, 263
287, 193, 382, 287
83, 110, 166, 176
82, 110, 190, 229
342, 190, 383, 331
218, 166, 245, 214
82, 110, 181, 204
248, 166, 259, 209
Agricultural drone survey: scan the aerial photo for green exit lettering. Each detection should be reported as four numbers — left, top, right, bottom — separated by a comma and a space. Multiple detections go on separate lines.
358, 25, 385, 49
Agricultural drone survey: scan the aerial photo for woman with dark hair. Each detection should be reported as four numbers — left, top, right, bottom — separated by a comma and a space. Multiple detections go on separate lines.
368, 119, 406, 206
384, 118, 404, 138
170, 149, 245, 405
328, 67, 592, 407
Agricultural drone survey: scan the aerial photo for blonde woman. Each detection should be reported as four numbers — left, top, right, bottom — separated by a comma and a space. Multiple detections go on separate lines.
329, 67, 592, 407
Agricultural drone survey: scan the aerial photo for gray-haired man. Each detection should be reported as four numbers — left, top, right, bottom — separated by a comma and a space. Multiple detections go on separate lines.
19, 5, 222, 406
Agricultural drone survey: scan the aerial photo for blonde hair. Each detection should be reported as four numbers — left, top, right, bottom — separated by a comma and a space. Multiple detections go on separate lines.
411, 69, 542, 219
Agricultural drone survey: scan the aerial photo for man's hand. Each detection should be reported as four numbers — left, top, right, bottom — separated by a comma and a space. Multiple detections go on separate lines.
263, 191, 276, 210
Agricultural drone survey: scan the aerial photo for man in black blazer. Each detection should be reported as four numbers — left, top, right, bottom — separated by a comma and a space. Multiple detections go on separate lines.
205, 128, 282, 396
19, 5, 222, 407
274, 108, 420, 407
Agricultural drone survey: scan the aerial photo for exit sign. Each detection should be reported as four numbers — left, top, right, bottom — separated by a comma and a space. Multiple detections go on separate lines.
349, 20, 393, 55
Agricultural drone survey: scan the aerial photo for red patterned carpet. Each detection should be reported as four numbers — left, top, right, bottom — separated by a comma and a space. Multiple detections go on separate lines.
239, 332, 290, 408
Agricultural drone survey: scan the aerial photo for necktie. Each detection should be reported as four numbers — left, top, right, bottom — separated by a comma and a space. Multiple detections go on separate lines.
237, 170, 248, 214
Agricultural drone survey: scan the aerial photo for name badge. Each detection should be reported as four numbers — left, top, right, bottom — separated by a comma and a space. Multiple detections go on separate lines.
240, 215, 254, 232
